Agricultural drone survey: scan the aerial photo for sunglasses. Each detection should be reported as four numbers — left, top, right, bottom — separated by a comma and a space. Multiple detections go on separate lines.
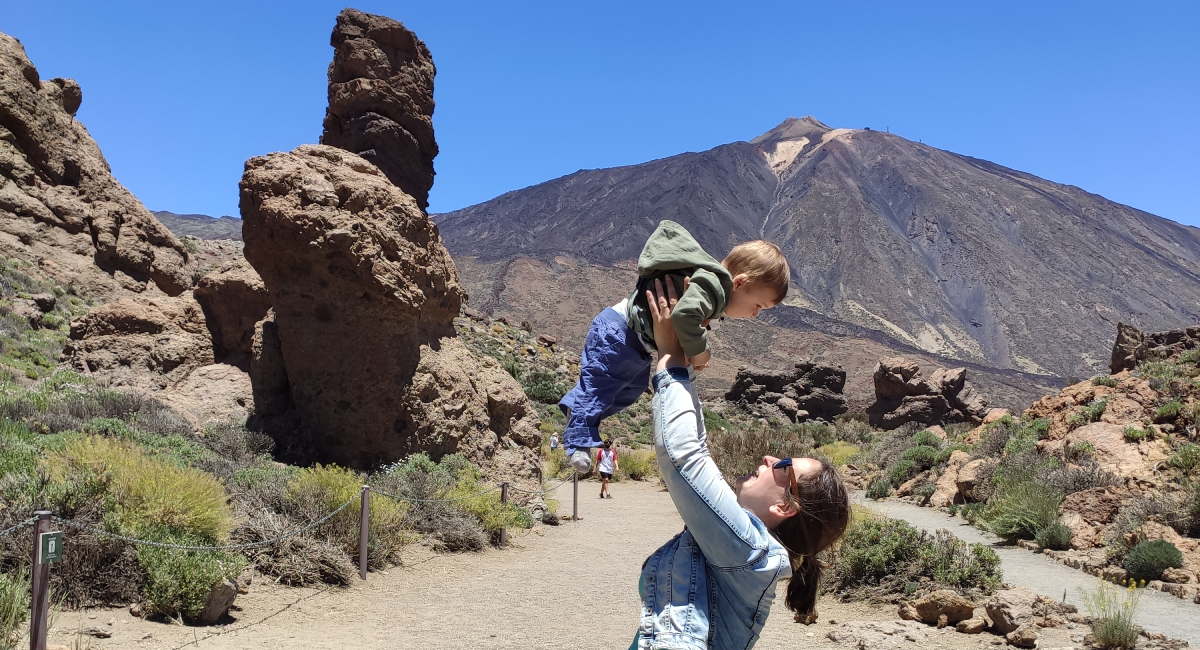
772, 458, 801, 507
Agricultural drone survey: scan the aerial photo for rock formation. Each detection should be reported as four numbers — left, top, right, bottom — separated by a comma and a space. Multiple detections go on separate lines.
1110, 322, 1200, 374
724, 361, 848, 422
240, 144, 540, 476
192, 260, 270, 362
0, 32, 196, 298
320, 9, 437, 211
867, 357, 988, 429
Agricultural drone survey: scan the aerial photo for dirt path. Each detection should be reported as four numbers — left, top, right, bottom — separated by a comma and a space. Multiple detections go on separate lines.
53, 481, 1088, 650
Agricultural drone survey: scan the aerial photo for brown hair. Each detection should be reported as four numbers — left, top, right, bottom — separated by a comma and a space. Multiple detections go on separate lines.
772, 459, 850, 619
722, 241, 790, 303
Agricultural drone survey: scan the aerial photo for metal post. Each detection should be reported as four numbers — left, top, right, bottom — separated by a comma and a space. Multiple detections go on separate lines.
499, 483, 509, 547
358, 486, 370, 581
572, 472, 579, 521
30, 511, 50, 650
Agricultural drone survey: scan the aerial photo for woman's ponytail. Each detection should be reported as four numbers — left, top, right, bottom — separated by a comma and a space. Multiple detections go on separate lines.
773, 459, 851, 620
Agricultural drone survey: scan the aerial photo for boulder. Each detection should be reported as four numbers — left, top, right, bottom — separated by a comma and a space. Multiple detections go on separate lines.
195, 579, 237, 625
867, 357, 988, 430
930, 451, 970, 507
0, 32, 196, 298
724, 361, 848, 422
911, 589, 975, 625
1062, 422, 1146, 477
320, 9, 437, 211
1005, 623, 1038, 648
955, 459, 992, 502
239, 144, 540, 483
1161, 568, 1193, 584
64, 296, 214, 391
192, 260, 270, 360
985, 587, 1038, 634
955, 618, 987, 634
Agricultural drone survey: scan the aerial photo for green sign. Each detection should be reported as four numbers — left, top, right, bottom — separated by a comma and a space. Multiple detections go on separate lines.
39, 531, 62, 564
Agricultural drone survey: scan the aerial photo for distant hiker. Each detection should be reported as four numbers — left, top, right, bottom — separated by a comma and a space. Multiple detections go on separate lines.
597, 440, 618, 498
558, 220, 789, 472
632, 278, 850, 650
550, 433, 559, 451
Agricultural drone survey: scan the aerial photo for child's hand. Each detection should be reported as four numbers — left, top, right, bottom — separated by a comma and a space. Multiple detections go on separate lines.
689, 349, 711, 372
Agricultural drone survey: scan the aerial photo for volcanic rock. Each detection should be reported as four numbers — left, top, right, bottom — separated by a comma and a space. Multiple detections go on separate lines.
910, 589, 975, 625
65, 296, 214, 390
192, 260, 270, 361
867, 357, 989, 429
0, 32, 196, 298
239, 144, 539, 477
985, 587, 1038, 635
1110, 322, 1200, 374
724, 361, 848, 422
320, 9, 437, 210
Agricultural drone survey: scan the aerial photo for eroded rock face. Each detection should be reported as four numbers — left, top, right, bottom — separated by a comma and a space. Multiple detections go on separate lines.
320, 9, 437, 211
1110, 322, 1200, 374
724, 361, 848, 422
192, 260, 270, 361
0, 32, 195, 298
240, 144, 538, 473
867, 357, 989, 429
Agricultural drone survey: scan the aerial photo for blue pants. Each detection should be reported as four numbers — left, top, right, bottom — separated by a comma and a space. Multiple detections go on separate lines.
559, 307, 651, 452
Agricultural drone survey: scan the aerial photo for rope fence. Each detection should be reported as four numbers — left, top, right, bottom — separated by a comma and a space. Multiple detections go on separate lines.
6, 471, 584, 650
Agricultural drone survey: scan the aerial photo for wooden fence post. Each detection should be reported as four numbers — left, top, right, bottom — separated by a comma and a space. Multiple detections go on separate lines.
572, 472, 579, 522
30, 511, 50, 650
499, 483, 509, 547
359, 486, 370, 581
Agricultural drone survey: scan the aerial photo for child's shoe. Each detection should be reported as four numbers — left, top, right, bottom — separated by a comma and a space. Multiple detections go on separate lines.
568, 449, 592, 473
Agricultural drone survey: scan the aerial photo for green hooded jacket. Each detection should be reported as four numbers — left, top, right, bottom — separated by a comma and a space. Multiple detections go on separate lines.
627, 220, 733, 357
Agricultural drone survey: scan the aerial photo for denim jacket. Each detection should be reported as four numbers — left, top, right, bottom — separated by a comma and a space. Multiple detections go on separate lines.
637, 367, 791, 650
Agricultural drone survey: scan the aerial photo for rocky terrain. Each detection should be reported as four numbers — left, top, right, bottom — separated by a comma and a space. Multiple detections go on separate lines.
868, 356, 989, 429
435, 115, 1200, 387
0, 33, 197, 299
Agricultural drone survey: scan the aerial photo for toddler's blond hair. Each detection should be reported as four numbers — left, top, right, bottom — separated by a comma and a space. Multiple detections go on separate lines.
723, 240, 789, 302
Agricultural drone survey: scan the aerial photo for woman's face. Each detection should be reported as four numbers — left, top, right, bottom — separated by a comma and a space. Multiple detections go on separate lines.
734, 456, 821, 521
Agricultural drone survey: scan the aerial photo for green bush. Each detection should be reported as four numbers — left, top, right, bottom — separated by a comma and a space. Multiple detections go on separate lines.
910, 429, 942, 448
287, 464, 407, 562
1067, 399, 1108, 430
901, 444, 939, 471
1123, 540, 1184, 582
617, 448, 658, 481
982, 480, 1063, 540
1082, 579, 1141, 649
1091, 375, 1118, 387
138, 543, 245, 620
1035, 521, 1073, 550
0, 569, 29, 650
1155, 400, 1184, 422
1168, 443, 1200, 474
947, 503, 959, 517
866, 478, 891, 500
888, 459, 918, 487
916, 483, 937, 504
522, 369, 572, 404
827, 514, 1001, 596
1122, 427, 1149, 442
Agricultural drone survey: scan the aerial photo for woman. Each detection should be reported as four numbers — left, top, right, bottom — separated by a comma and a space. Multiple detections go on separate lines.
633, 278, 851, 650
597, 439, 619, 498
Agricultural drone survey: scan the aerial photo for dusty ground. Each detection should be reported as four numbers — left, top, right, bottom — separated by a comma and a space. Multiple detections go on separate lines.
52, 481, 1087, 650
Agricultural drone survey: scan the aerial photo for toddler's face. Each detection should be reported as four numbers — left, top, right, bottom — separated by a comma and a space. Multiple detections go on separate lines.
724, 282, 777, 319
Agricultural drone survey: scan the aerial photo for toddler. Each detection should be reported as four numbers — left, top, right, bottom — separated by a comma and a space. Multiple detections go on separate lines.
558, 220, 789, 470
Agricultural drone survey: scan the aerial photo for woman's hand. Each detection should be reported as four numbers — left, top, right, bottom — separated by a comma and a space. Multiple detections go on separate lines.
647, 276, 687, 373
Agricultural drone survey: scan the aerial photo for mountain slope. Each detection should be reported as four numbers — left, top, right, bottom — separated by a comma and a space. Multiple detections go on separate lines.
435, 117, 1200, 379
152, 211, 243, 241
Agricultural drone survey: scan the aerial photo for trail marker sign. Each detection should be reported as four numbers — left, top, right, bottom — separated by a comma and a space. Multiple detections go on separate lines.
39, 531, 62, 564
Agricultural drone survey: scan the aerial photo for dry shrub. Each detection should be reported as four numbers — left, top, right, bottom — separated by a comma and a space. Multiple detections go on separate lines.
234, 510, 355, 586
372, 455, 487, 552
285, 465, 407, 567
617, 448, 658, 481
707, 420, 815, 486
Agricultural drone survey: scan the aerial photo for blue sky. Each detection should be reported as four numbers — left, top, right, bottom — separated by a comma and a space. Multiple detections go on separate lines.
4, 1, 1198, 226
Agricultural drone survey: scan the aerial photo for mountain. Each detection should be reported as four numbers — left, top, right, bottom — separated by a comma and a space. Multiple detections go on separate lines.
153, 211, 243, 241
435, 117, 1200, 387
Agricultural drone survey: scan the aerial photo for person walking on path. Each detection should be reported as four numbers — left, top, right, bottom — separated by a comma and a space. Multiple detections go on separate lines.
597, 439, 619, 498
550, 433, 559, 451
631, 277, 851, 650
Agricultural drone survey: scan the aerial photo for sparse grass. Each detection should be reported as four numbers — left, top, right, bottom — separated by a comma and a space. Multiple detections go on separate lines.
1081, 579, 1141, 649
816, 441, 859, 466
616, 448, 658, 481
981, 480, 1063, 541
0, 568, 29, 650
